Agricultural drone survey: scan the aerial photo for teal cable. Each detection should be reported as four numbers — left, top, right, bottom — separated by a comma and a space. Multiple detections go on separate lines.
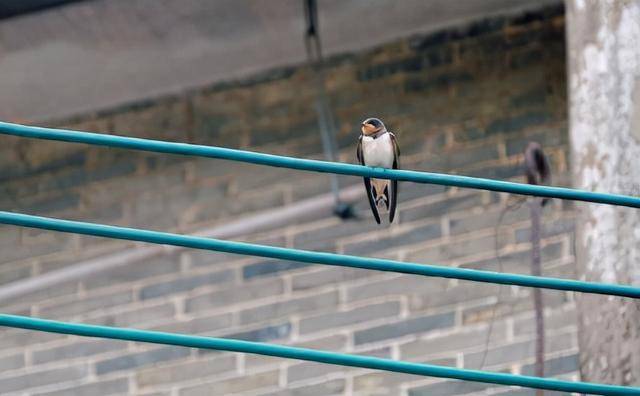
0, 121, 639, 208
0, 314, 637, 395
1, 211, 639, 298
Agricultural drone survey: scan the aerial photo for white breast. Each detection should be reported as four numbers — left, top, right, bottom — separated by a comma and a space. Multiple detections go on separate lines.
362, 133, 394, 168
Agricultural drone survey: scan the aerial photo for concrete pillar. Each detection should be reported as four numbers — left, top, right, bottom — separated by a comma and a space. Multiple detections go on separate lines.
566, 0, 640, 385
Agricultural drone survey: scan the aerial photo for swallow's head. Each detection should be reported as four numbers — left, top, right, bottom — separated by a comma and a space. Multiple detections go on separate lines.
361, 117, 385, 136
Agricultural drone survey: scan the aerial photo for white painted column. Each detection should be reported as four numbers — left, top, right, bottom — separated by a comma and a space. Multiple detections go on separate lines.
566, 0, 640, 385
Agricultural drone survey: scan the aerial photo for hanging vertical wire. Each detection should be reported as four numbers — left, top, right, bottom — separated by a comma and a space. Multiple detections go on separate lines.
480, 142, 552, 374
479, 194, 526, 370
530, 195, 545, 389
525, 141, 552, 390
303, 0, 355, 219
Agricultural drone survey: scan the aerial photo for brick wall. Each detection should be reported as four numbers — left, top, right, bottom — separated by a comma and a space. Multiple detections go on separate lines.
0, 5, 578, 395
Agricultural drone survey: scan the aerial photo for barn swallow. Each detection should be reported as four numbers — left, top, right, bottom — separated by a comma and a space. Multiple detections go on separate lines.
356, 117, 400, 224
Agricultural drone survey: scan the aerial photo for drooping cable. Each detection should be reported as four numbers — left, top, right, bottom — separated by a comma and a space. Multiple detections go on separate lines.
1, 121, 638, 207
0, 314, 638, 395
0, 210, 639, 298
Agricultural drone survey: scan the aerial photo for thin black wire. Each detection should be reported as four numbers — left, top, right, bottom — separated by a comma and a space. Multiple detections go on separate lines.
479, 195, 526, 370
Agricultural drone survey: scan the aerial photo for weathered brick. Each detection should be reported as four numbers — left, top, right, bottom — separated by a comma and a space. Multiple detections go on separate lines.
0, 225, 20, 247
464, 162, 525, 180
505, 129, 568, 157
405, 180, 448, 198
287, 360, 348, 384
404, 71, 471, 93
521, 354, 578, 376
514, 307, 577, 336
242, 259, 311, 280
179, 370, 279, 396
33, 378, 129, 396
33, 339, 125, 365
136, 354, 236, 388
229, 187, 286, 215
223, 322, 291, 343
459, 241, 564, 273
515, 217, 575, 243
132, 193, 180, 230
185, 277, 284, 313
0, 364, 88, 393
461, 290, 569, 326
37, 167, 90, 194
152, 312, 232, 335
359, 345, 393, 359
510, 86, 547, 109
91, 159, 137, 182
408, 281, 501, 312
0, 328, 63, 351
292, 220, 380, 251
0, 263, 32, 286
88, 208, 129, 231
289, 175, 340, 206
453, 126, 486, 143
408, 380, 491, 396
0, 232, 72, 265
83, 254, 181, 290
0, 352, 24, 371
347, 274, 450, 302
354, 312, 455, 345
399, 193, 483, 223
245, 334, 347, 370
400, 325, 507, 360
38, 289, 134, 319
186, 249, 245, 269
95, 346, 190, 375
259, 379, 345, 396
139, 268, 235, 300
485, 111, 553, 136
449, 206, 529, 235
406, 236, 495, 264
91, 302, 175, 328
4, 280, 78, 308
292, 266, 372, 291
299, 301, 401, 334
37, 250, 106, 274
354, 370, 423, 395
343, 222, 441, 255
24, 193, 81, 214
495, 389, 570, 396
463, 332, 575, 368
239, 291, 339, 325
442, 143, 501, 170
509, 47, 546, 69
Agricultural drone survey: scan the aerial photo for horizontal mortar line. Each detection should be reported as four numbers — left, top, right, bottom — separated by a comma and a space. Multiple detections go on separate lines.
0, 211, 639, 299
0, 314, 636, 396
0, 120, 639, 207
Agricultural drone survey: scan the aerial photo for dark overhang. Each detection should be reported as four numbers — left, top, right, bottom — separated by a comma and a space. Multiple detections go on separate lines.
0, 0, 86, 20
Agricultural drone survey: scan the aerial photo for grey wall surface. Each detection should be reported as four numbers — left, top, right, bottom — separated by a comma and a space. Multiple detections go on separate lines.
0, 5, 580, 395
0, 0, 559, 122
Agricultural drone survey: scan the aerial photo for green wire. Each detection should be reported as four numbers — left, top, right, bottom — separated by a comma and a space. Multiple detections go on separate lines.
1, 120, 639, 208
0, 314, 637, 395
1, 211, 639, 298
1, 121, 639, 394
